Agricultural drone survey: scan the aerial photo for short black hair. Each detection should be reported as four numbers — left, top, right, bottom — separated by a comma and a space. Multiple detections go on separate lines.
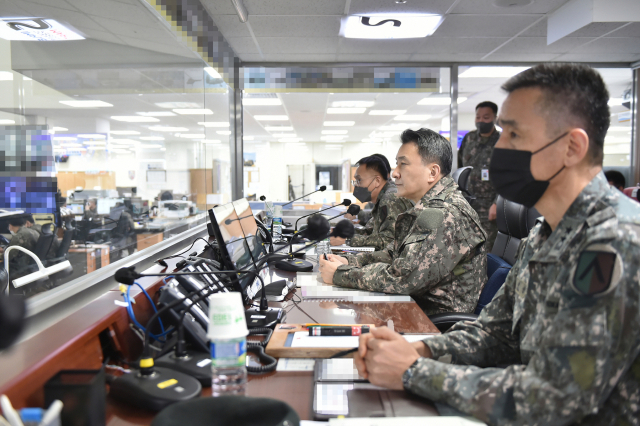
400, 128, 452, 176
605, 170, 626, 189
9, 217, 25, 227
502, 64, 610, 165
475, 101, 498, 115
356, 154, 391, 180
24, 214, 35, 224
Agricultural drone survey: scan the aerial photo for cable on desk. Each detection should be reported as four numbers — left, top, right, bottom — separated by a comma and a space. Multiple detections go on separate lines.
290, 297, 320, 324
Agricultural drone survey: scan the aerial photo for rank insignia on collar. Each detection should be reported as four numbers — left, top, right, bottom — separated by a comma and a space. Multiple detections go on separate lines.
573, 250, 618, 296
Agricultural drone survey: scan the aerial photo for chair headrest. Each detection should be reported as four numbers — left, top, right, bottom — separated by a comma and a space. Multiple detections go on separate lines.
452, 166, 473, 193
496, 195, 542, 239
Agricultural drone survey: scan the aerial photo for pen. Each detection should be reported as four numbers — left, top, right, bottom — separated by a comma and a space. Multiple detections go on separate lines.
0, 395, 24, 426
309, 326, 369, 336
323, 253, 328, 260
304, 323, 370, 327
330, 347, 358, 359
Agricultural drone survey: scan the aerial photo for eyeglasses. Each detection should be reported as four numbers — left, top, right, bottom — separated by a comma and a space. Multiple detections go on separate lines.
351, 176, 376, 187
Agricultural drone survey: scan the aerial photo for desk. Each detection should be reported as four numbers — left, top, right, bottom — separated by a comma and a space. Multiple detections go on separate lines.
68, 244, 110, 273
136, 233, 164, 251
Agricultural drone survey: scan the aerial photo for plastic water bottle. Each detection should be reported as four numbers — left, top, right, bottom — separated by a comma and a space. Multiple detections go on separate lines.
316, 238, 331, 262
272, 205, 283, 241
210, 336, 247, 396
265, 201, 274, 229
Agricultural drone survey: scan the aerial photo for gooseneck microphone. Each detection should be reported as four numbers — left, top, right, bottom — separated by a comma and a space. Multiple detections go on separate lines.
294, 199, 352, 232
328, 204, 361, 221
280, 185, 327, 208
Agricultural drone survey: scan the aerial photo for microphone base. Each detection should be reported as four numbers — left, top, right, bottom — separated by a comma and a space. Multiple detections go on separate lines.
245, 307, 284, 329
155, 349, 212, 386
274, 258, 313, 272
109, 366, 201, 411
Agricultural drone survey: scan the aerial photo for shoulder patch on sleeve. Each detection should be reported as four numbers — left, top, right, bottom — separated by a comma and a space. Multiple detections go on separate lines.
571, 244, 622, 297
416, 208, 444, 230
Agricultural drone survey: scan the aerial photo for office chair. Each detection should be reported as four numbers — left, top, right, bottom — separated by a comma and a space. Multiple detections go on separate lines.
110, 214, 134, 261
46, 227, 76, 286
452, 166, 474, 204
33, 224, 55, 261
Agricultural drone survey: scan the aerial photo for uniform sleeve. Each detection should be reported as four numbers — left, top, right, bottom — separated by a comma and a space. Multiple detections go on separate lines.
333, 209, 469, 295
405, 244, 640, 426
349, 198, 408, 251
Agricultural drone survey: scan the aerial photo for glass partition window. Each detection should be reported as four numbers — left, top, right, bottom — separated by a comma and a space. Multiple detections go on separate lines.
0, 33, 231, 298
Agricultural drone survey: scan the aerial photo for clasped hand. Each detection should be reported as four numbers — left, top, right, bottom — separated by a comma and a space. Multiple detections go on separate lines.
318, 253, 347, 284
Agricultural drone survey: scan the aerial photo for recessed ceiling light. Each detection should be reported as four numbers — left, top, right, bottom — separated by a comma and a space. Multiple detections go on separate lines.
369, 110, 406, 115
60, 100, 113, 108
110, 130, 140, 135
198, 122, 230, 128
393, 115, 431, 121
324, 121, 355, 126
459, 67, 529, 78
0, 18, 84, 41
255, 115, 289, 121
322, 130, 348, 135
155, 102, 200, 109
0, 119, 15, 124
77, 134, 106, 139
243, 136, 254, 140
0, 72, 13, 81
417, 97, 467, 105
140, 136, 165, 141
173, 108, 213, 115
243, 98, 282, 106
331, 101, 374, 108
179, 133, 206, 139
137, 111, 176, 117
327, 107, 366, 114
149, 126, 189, 132
265, 126, 294, 131
201, 139, 222, 144
204, 67, 222, 79
342, 15, 443, 39
111, 116, 159, 123
217, 130, 232, 135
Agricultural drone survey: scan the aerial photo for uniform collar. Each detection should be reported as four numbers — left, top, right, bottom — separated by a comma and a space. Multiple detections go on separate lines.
530, 172, 612, 263
403, 175, 456, 216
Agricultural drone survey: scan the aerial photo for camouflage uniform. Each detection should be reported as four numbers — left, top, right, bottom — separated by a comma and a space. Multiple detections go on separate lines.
349, 181, 413, 251
4, 226, 39, 278
458, 129, 500, 248
403, 172, 640, 425
333, 176, 487, 315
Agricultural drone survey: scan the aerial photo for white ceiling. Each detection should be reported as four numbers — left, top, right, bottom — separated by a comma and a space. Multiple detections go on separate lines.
202, 0, 640, 64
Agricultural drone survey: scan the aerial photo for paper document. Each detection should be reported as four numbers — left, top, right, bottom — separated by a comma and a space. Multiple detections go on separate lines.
276, 358, 316, 372
301, 286, 412, 302
331, 245, 375, 252
290, 332, 434, 348
329, 417, 486, 425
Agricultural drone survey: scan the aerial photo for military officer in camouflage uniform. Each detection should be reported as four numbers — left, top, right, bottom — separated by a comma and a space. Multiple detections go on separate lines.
0, 217, 40, 280
458, 101, 500, 248
320, 129, 487, 315
331, 154, 413, 251
352, 64, 640, 425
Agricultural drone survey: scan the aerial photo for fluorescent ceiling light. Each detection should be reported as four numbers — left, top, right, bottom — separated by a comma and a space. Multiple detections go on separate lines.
324, 121, 355, 127
155, 102, 200, 109
265, 126, 293, 131
0, 71, 13, 81
83, 141, 106, 146
342, 15, 442, 39
270, 133, 297, 138
140, 144, 162, 149
0, 119, 15, 124
331, 101, 375, 108
201, 139, 221, 144
393, 115, 430, 121
137, 111, 176, 117
459, 67, 529, 78
327, 107, 366, 114
254, 115, 288, 121
216, 130, 232, 135
77, 134, 106, 139
243, 98, 282, 106
53, 137, 77, 141
198, 122, 230, 128
204, 67, 222, 79
140, 136, 165, 141
0, 18, 84, 41
51, 127, 68, 132
322, 130, 348, 135
179, 133, 206, 139
243, 136, 254, 140
321, 136, 347, 141
109, 138, 138, 145
417, 97, 467, 105
369, 110, 406, 115
149, 126, 189, 132
173, 108, 213, 115
60, 100, 113, 108
111, 116, 159, 123
279, 138, 303, 142
110, 130, 140, 135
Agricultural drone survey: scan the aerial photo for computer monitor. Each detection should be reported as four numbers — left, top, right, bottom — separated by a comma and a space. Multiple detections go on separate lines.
68, 203, 84, 214
97, 198, 123, 215
232, 198, 266, 262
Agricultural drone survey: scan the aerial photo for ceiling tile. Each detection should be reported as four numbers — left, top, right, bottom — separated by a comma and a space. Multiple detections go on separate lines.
15, 1, 109, 32
433, 15, 541, 38
226, 37, 261, 54
211, 15, 253, 37
67, 0, 159, 27
339, 38, 425, 54
244, 0, 345, 15
336, 53, 414, 61
262, 53, 338, 62
573, 38, 640, 54
74, 28, 126, 45
21, 0, 78, 11
555, 52, 638, 62
417, 37, 509, 54
568, 22, 629, 37
0, 1, 37, 18
451, 0, 567, 15
91, 16, 177, 44
200, 0, 239, 16
519, 18, 547, 37
409, 53, 485, 62
121, 37, 199, 59
249, 16, 341, 37
605, 23, 640, 38
349, 0, 455, 15
239, 54, 266, 62
482, 53, 559, 62
259, 37, 339, 54
491, 36, 592, 55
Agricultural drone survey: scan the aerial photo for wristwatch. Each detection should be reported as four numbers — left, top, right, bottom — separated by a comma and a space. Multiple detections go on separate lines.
402, 358, 421, 389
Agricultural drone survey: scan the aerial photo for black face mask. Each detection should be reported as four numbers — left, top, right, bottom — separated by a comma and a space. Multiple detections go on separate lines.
489, 132, 568, 208
476, 121, 494, 135
353, 178, 378, 203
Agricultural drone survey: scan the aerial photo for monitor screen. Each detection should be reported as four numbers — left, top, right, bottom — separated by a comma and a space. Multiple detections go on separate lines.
209, 203, 256, 271
232, 198, 265, 262
68, 203, 84, 214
